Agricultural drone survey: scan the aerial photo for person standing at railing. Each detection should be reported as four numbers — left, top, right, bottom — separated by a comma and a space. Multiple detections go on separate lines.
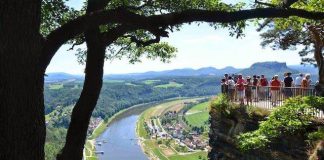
245, 77, 253, 106
232, 74, 238, 101
270, 75, 281, 106
236, 74, 246, 105
224, 73, 229, 83
295, 73, 304, 95
221, 78, 228, 95
301, 74, 312, 96
227, 76, 236, 102
252, 75, 259, 102
260, 75, 268, 100
283, 72, 294, 98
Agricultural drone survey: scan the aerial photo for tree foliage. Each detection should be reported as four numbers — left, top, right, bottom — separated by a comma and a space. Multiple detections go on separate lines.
257, 0, 323, 66
236, 96, 322, 151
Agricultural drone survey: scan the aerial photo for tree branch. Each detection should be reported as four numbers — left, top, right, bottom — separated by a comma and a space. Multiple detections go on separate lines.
125, 35, 161, 47
40, 7, 324, 71
254, 0, 277, 8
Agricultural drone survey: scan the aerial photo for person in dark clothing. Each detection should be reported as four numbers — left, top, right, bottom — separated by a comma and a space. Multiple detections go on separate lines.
221, 78, 228, 95
252, 75, 259, 102
283, 72, 294, 97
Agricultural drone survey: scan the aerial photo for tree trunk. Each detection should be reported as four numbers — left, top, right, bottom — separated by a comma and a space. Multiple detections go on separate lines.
309, 25, 324, 96
0, 1, 45, 160
56, 28, 105, 160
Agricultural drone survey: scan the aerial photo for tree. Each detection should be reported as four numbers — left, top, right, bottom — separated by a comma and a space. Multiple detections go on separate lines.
256, 0, 324, 91
0, 0, 323, 160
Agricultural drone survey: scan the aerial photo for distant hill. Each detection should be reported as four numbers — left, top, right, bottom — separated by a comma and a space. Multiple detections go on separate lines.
239, 62, 298, 77
45, 72, 83, 82
45, 62, 320, 82
104, 67, 242, 79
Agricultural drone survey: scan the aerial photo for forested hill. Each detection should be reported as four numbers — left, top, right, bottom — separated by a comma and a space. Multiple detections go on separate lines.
45, 76, 220, 127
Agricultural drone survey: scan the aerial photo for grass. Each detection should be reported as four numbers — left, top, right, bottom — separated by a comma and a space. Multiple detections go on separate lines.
154, 82, 183, 88
49, 83, 63, 90
169, 151, 208, 160
125, 82, 139, 86
186, 102, 209, 115
143, 79, 161, 85
88, 121, 106, 140
84, 140, 97, 160
185, 102, 210, 127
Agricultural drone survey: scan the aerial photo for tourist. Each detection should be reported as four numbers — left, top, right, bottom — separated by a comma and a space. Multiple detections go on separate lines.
224, 73, 229, 82
301, 74, 312, 96
295, 73, 304, 95
221, 78, 228, 95
227, 76, 236, 102
270, 75, 281, 106
245, 77, 252, 106
260, 75, 268, 100
295, 73, 304, 87
252, 75, 259, 102
283, 72, 294, 98
232, 74, 238, 101
236, 74, 245, 105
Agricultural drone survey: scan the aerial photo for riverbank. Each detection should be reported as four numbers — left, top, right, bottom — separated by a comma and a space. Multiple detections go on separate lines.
84, 108, 129, 160
136, 98, 209, 160
84, 103, 152, 160
84, 97, 199, 160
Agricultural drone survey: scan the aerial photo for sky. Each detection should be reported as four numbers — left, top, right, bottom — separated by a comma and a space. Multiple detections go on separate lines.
46, 0, 303, 75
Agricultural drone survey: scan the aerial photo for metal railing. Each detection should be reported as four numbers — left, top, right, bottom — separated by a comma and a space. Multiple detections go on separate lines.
223, 85, 324, 118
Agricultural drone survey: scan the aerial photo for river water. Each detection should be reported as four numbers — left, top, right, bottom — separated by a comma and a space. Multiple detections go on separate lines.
95, 104, 151, 160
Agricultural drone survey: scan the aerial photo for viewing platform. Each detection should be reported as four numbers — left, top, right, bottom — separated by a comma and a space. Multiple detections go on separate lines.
223, 86, 324, 119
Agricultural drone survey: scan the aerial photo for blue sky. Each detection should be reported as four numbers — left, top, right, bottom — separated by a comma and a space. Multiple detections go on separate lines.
46, 0, 303, 74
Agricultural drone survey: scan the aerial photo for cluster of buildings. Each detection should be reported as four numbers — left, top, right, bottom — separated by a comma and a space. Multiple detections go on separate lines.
87, 117, 102, 135
145, 110, 208, 151
181, 136, 208, 150
146, 119, 168, 138
165, 122, 208, 150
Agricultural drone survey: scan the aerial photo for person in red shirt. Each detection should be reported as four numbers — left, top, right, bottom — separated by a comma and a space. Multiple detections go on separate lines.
236, 74, 245, 105
260, 75, 268, 100
270, 75, 281, 106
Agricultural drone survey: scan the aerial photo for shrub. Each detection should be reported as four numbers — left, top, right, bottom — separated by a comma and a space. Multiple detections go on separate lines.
237, 96, 317, 151
210, 94, 239, 116
308, 127, 324, 142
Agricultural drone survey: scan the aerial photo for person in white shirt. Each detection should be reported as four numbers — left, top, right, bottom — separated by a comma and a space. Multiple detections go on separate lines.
295, 73, 303, 87
227, 76, 235, 102
295, 73, 304, 96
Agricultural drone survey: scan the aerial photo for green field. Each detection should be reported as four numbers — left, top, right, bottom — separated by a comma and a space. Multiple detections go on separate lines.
49, 83, 63, 90
125, 82, 139, 86
143, 79, 161, 85
185, 102, 210, 127
169, 151, 208, 160
154, 82, 183, 88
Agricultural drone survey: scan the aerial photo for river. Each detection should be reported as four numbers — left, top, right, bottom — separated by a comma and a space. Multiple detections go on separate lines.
95, 104, 151, 160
